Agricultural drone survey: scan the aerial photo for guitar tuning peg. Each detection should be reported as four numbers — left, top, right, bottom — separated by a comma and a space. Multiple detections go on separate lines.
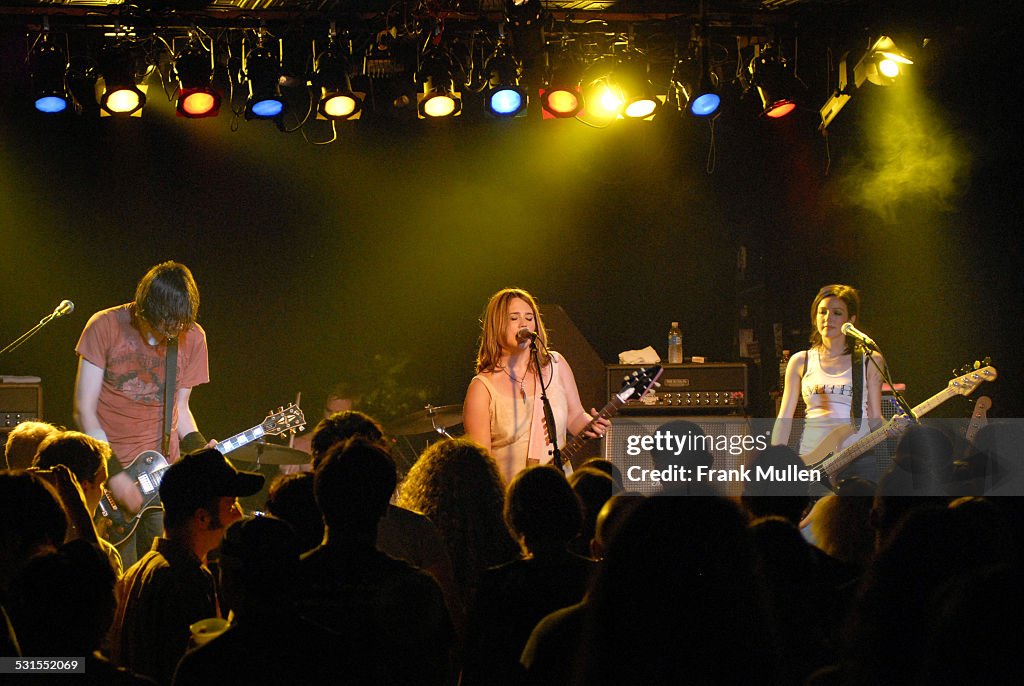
983, 356, 991, 366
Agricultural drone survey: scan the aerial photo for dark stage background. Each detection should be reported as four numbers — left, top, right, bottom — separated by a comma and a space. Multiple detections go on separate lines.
1, 7, 1020, 443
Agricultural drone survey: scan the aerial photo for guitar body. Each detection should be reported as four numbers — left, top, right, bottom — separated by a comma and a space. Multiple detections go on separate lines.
803, 364, 997, 486
94, 403, 306, 547
799, 423, 856, 469
95, 450, 171, 547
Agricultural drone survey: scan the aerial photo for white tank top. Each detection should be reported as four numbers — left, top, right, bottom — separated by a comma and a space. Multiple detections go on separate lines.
798, 348, 868, 456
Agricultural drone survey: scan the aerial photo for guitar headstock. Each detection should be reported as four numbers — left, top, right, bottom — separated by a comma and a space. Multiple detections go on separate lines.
948, 362, 997, 397
955, 357, 993, 377
615, 365, 664, 403
262, 403, 307, 436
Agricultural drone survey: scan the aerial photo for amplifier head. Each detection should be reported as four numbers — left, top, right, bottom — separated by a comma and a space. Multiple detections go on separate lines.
608, 363, 749, 414
1, 384, 43, 430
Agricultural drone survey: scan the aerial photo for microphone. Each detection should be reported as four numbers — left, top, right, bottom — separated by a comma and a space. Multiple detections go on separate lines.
52, 300, 75, 318
840, 322, 878, 349
516, 327, 538, 344
39, 300, 75, 324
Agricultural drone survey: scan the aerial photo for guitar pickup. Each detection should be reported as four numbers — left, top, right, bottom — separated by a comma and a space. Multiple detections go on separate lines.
137, 472, 155, 495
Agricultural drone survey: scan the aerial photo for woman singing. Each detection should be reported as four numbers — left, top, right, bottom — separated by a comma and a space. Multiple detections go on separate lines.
463, 288, 609, 485
772, 284, 885, 485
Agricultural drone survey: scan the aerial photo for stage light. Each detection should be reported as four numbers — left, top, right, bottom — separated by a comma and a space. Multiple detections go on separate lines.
314, 46, 363, 121
244, 44, 284, 120
417, 50, 462, 119
540, 86, 581, 118
97, 43, 148, 116
614, 60, 661, 120
673, 44, 721, 118
505, 0, 543, 29
30, 38, 70, 114
484, 47, 526, 118
540, 46, 584, 119
175, 42, 220, 118
748, 45, 797, 119
857, 36, 913, 87
819, 36, 914, 131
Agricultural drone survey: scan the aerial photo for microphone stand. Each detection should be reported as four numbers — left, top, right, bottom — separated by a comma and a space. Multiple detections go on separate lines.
861, 342, 918, 423
0, 310, 64, 357
528, 336, 563, 471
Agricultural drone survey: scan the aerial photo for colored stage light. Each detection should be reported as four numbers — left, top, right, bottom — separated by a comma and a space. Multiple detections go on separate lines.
615, 61, 661, 120
175, 43, 220, 118
485, 48, 527, 118
749, 45, 799, 119
540, 87, 581, 118
31, 39, 70, 114
244, 44, 285, 120
581, 58, 661, 122
673, 45, 721, 118
819, 36, 914, 131
859, 36, 914, 87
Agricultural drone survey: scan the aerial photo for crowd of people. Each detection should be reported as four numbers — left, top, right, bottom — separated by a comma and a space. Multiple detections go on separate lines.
2, 409, 1022, 685
1, 273, 1021, 683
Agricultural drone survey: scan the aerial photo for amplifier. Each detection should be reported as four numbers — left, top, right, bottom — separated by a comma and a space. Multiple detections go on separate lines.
608, 363, 749, 414
0, 383, 44, 429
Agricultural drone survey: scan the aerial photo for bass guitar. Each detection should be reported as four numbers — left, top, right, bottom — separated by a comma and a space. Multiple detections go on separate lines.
549, 365, 663, 470
801, 364, 996, 486
95, 403, 306, 546
964, 395, 991, 447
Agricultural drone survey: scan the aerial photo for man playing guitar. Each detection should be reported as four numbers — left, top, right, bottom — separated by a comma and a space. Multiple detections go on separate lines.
74, 261, 211, 567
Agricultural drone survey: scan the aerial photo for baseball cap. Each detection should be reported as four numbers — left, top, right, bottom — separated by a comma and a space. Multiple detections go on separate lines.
160, 448, 264, 515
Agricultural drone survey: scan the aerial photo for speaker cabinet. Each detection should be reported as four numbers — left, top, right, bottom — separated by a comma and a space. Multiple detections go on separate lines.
605, 416, 756, 496
1, 383, 43, 430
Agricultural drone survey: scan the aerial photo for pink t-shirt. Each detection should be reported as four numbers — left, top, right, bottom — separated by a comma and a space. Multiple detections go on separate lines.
75, 304, 210, 466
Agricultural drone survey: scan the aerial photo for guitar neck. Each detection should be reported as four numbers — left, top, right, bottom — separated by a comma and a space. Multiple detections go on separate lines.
560, 398, 625, 464
822, 384, 961, 479
215, 424, 267, 456
964, 397, 991, 446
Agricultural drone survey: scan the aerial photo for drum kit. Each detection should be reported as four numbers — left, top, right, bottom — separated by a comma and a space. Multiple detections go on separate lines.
233, 403, 464, 469
386, 404, 463, 439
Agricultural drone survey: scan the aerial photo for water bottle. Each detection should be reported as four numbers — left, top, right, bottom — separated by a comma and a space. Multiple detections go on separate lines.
667, 322, 683, 364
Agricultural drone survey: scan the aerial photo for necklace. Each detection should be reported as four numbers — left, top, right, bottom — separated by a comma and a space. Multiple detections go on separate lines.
500, 366, 528, 402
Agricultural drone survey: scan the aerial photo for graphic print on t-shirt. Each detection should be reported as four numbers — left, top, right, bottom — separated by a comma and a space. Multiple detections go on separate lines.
104, 336, 167, 406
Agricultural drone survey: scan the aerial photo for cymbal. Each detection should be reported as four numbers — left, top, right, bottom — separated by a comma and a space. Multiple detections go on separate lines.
230, 442, 310, 466
388, 404, 463, 436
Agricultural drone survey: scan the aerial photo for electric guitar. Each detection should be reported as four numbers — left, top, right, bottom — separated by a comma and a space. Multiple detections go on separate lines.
549, 365, 663, 470
964, 395, 991, 447
801, 364, 997, 486
95, 403, 306, 546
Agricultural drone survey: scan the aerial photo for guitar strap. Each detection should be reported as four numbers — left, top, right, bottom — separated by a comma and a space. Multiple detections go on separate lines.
850, 346, 864, 430
162, 337, 178, 456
